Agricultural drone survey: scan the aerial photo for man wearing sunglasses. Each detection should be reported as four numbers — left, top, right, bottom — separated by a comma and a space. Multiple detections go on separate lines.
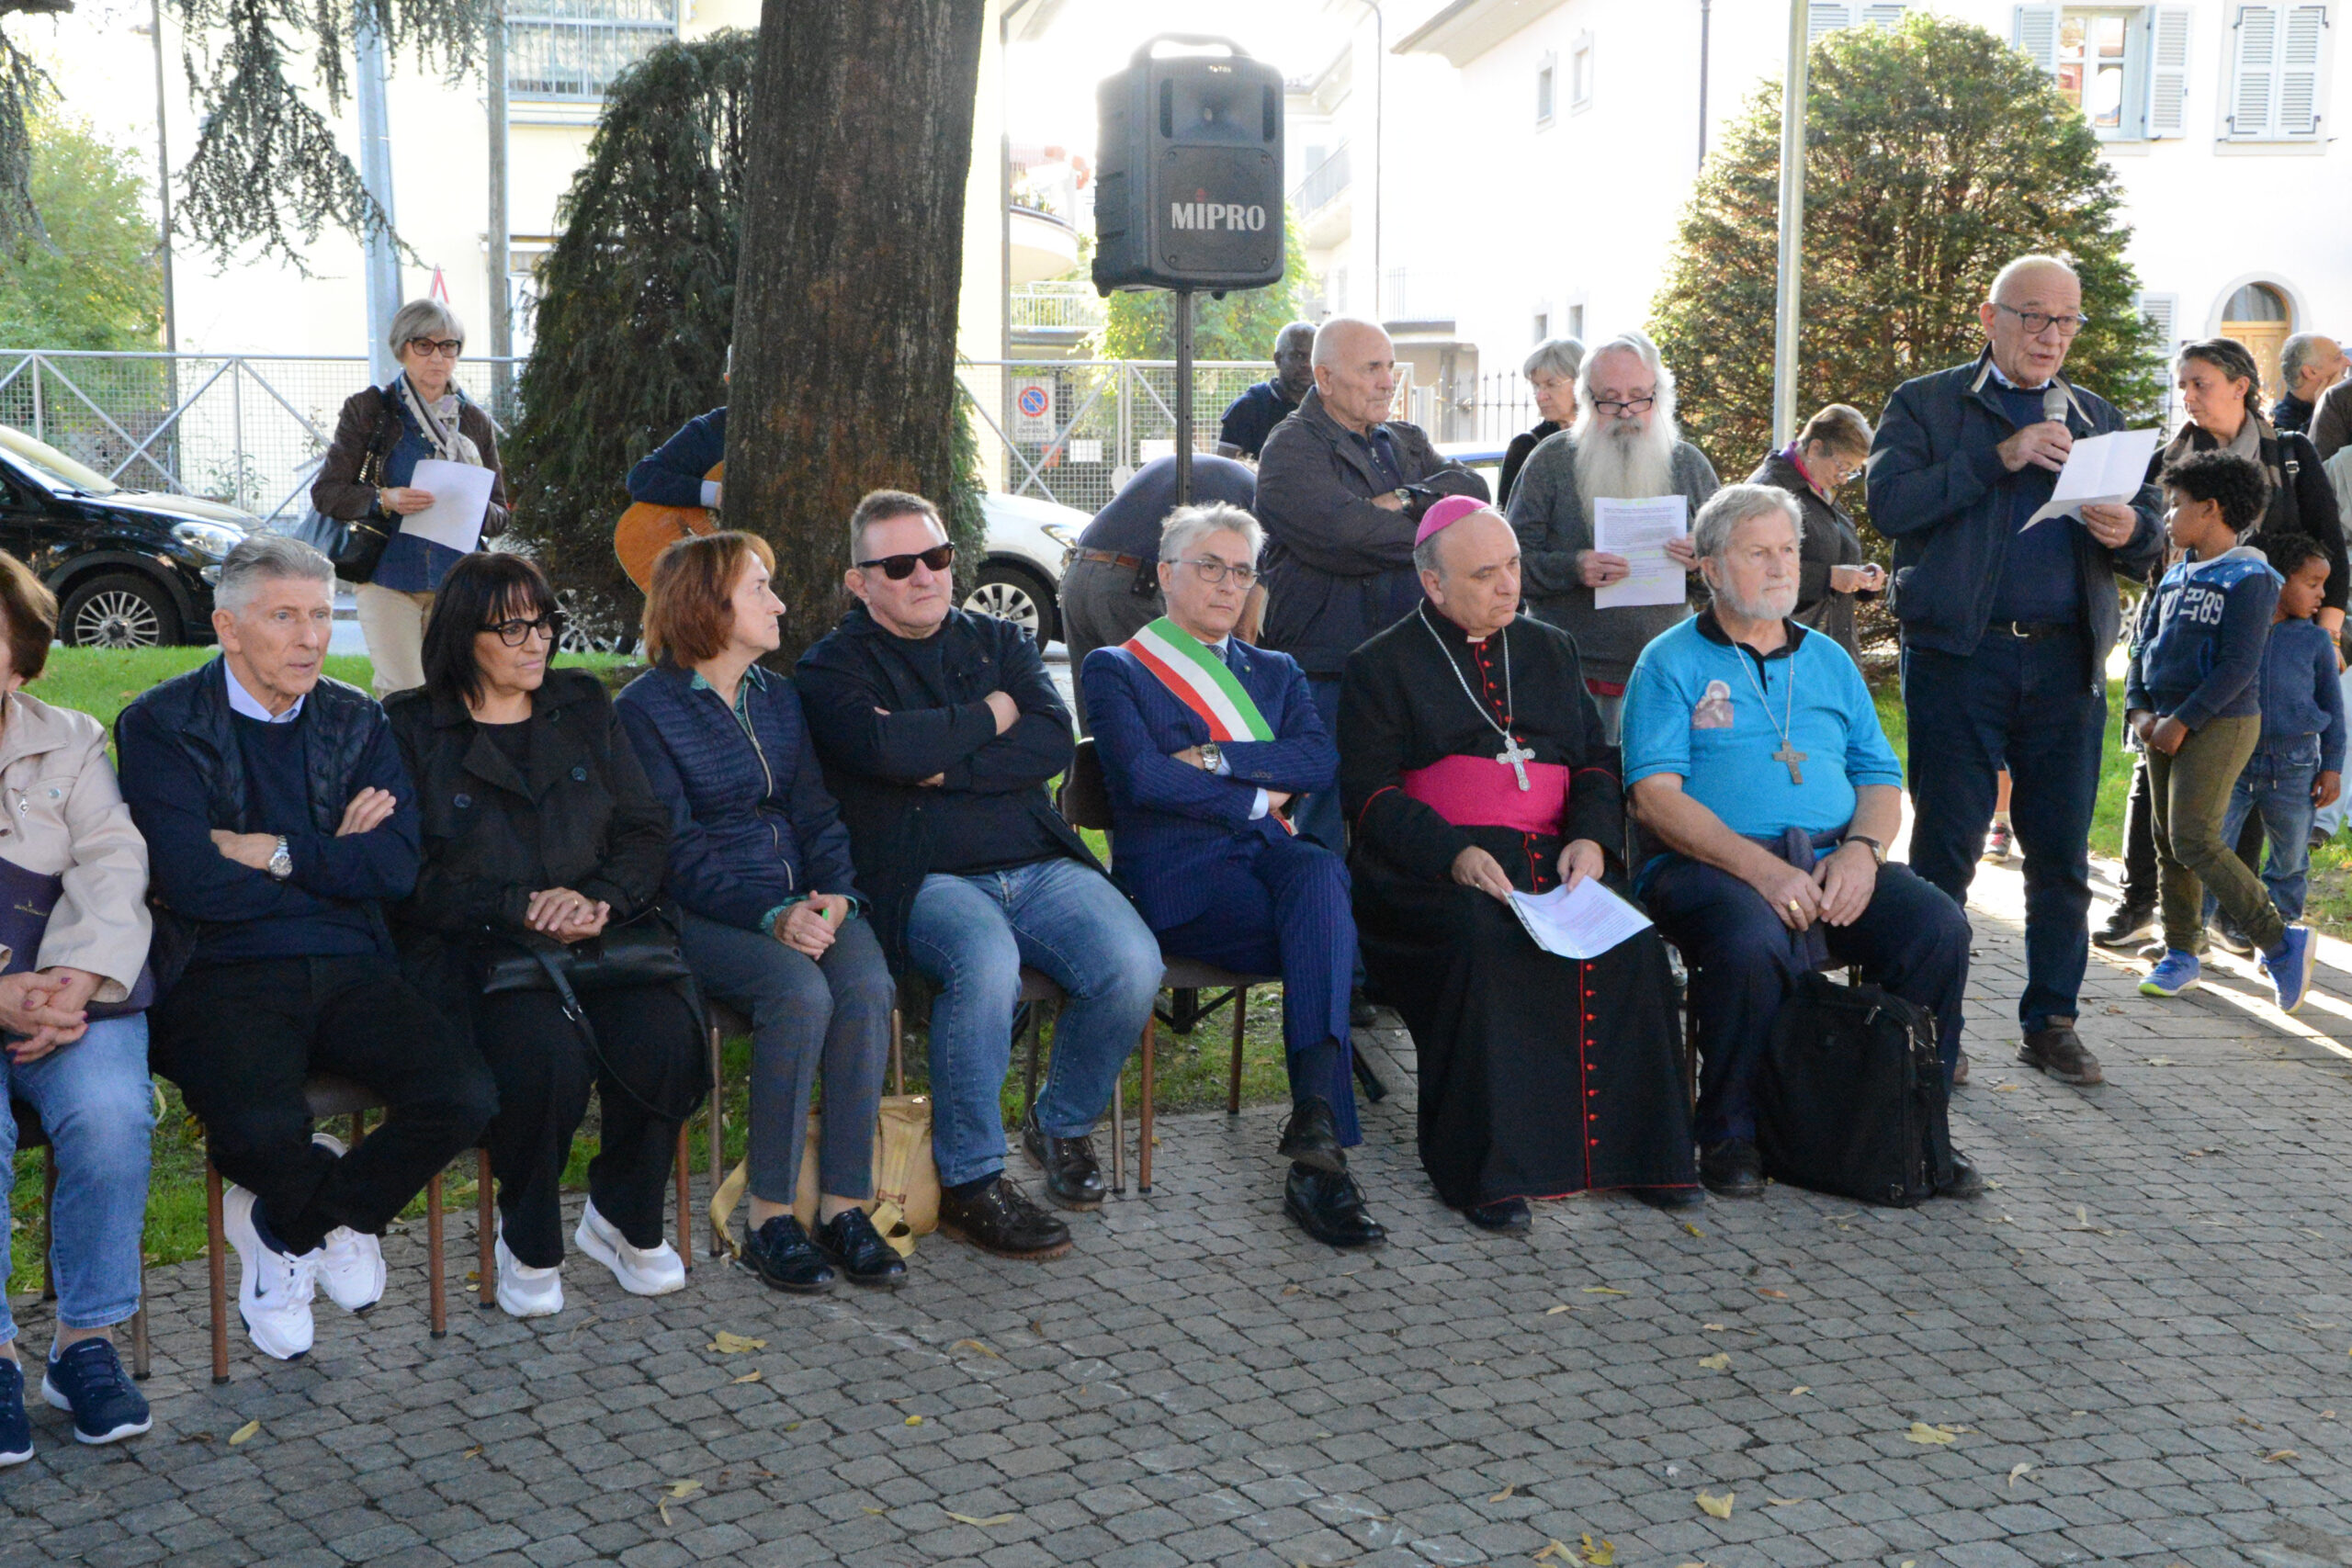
797, 491, 1162, 1262
1868, 254, 2163, 1090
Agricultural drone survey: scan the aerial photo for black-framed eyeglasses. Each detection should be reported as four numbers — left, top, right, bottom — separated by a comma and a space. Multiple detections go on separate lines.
1994, 302, 2088, 339
856, 543, 956, 580
1180, 558, 1258, 586
483, 612, 563, 647
406, 336, 464, 358
1592, 395, 1657, 417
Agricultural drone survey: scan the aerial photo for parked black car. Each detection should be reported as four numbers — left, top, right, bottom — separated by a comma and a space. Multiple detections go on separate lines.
0, 425, 250, 648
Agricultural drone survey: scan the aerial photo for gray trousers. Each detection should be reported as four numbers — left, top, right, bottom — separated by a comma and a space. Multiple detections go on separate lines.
1059, 555, 1162, 733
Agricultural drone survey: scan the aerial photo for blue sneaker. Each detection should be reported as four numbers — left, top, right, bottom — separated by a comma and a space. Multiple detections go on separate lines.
2264, 925, 2318, 1015
0, 1357, 29, 1465
40, 1338, 150, 1445
2140, 949, 2201, 997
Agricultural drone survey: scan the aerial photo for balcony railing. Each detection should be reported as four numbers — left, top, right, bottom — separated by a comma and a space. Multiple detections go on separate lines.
1010, 282, 1106, 333
1380, 266, 1455, 325
1292, 143, 1351, 218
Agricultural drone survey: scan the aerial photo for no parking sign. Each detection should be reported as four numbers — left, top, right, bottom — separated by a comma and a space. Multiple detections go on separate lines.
1012, 379, 1056, 440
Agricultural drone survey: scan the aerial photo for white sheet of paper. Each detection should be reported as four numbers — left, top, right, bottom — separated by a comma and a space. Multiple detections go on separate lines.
2024, 427, 2160, 527
1590, 495, 1690, 609
399, 458, 496, 552
1507, 878, 1655, 961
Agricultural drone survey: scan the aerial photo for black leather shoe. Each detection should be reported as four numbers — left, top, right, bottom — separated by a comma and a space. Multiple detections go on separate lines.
2092, 901, 2157, 949
1465, 1195, 1532, 1233
1936, 1152, 1986, 1200
1700, 1139, 1764, 1199
741, 1214, 835, 1294
1022, 1111, 1104, 1210
1283, 1167, 1386, 1248
937, 1176, 1071, 1260
1629, 1185, 1705, 1211
1276, 1098, 1346, 1174
813, 1208, 908, 1289
1349, 987, 1378, 1029
2017, 1021, 2103, 1086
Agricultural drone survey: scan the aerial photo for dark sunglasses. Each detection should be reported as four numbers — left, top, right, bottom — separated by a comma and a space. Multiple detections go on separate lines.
856, 543, 955, 580
482, 611, 564, 647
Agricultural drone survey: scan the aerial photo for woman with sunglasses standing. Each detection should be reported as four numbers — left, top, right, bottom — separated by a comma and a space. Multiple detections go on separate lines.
312, 299, 510, 699
385, 552, 704, 1316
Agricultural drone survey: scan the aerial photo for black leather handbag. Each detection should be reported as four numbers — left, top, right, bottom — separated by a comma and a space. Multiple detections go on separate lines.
288, 388, 400, 582
480, 907, 702, 1122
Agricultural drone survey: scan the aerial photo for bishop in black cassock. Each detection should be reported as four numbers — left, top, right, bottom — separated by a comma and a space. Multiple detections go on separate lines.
1339, 501, 1697, 1229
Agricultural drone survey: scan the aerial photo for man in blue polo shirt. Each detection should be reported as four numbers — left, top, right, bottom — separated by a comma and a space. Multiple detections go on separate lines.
1623, 486, 1977, 1201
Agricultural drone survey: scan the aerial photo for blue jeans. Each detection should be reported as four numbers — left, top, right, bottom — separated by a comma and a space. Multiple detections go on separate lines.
2211, 739, 2322, 923
905, 859, 1162, 1186
1902, 628, 2104, 1032
682, 909, 896, 1203
0, 1016, 153, 1340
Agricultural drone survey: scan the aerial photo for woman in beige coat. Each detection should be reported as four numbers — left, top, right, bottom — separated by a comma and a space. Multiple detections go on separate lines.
0, 552, 157, 1462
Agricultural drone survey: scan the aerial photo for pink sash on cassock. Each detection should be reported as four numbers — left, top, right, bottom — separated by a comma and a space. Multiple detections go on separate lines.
1398, 754, 1568, 836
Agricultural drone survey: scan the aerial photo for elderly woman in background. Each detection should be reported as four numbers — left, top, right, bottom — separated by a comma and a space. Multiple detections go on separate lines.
0, 552, 156, 1460
312, 299, 511, 699
1495, 337, 1584, 510
385, 553, 703, 1318
1748, 402, 1884, 664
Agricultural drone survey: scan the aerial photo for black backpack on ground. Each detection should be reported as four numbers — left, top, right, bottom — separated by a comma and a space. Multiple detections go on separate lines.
1754, 971, 1954, 1207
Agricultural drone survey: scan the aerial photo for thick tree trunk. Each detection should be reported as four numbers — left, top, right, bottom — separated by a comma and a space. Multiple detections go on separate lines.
730, 0, 987, 660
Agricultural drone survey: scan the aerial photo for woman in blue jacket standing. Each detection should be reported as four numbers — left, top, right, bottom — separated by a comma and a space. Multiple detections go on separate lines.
616, 533, 903, 1295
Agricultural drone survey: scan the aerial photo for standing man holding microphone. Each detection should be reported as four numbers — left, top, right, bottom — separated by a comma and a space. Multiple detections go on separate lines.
1869, 255, 2163, 1089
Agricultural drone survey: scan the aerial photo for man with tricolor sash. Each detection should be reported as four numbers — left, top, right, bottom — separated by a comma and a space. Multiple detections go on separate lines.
1083, 503, 1384, 1249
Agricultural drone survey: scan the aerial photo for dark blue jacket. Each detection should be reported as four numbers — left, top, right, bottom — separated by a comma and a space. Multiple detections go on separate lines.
2126, 547, 2282, 729
2256, 615, 2346, 771
1867, 350, 2164, 675
1081, 636, 1336, 931
627, 408, 727, 509
615, 661, 860, 932
117, 659, 420, 983
1217, 378, 1301, 460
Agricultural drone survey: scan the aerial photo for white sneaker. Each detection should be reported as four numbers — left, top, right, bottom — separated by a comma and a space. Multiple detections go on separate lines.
308, 1134, 388, 1313
220, 1185, 318, 1360
494, 1228, 565, 1318
574, 1201, 685, 1296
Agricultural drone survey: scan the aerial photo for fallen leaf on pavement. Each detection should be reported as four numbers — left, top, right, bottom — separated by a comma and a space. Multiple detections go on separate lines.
862, 1506, 884, 1515
1905, 1422, 1958, 1445
1703, 1323, 1727, 1331
731, 1370, 763, 1385
1583, 1286, 1626, 1295
1788, 1385, 1811, 1395
1578, 1531, 1615, 1564
947, 1512, 1016, 1527
1994, 1083, 2021, 1092
667, 1480, 702, 1498
950, 1338, 1001, 1359
1756, 1288, 1789, 1300
1681, 1222, 1704, 1237
658, 1500, 673, 1527
1533, 1541, 1566, 1563
2265, 1450, 2299, 1462
1489, 1482, 1516, 1502
1696, 1490, 1735, 1519
1766, 1497, 1801, 1507
709, 1332, 767, 1354
1545, 1304, 1573, 1315
904, 1415, 923, 1426
1698, 1353, 1730, 1371
2008, 1463, 2035, 1488
228, 1420, 260, 1446
1282, 1285, 1301, 1295
2143, 1055, 2177, 1066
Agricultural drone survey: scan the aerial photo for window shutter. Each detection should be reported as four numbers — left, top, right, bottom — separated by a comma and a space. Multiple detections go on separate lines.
2013, 5, 2061, 75
1860, 2, 1907, 28
1810, 1, 1857, 42
2147, 6, 2192, 135
2139, 292, 2181, 423
2232, 4, 2281, 136
2279, 4, 2326, 134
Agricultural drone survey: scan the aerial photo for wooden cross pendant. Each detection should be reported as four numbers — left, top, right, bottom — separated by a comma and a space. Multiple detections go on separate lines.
1774, 743, 1806, 785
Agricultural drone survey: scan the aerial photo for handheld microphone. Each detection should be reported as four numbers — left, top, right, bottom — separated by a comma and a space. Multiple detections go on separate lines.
2043, 384, 2070, 427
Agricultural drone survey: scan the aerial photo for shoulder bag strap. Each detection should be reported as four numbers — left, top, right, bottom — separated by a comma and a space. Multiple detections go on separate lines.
527, 942, 707, 1122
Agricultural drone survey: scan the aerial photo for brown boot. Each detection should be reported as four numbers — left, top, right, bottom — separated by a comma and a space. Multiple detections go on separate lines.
2017, 1021, 2103, 1086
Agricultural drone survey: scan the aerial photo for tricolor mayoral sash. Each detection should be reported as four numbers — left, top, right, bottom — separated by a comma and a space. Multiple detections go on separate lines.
1122, 617, 1295, 832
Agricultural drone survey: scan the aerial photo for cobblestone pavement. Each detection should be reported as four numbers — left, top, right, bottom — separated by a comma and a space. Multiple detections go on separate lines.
8, 857, 2352, 1568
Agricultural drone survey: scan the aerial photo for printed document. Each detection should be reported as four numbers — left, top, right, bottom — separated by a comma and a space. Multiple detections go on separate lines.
2024, 427, 2160, 527
1591, 495, 1690, 609
401, 459, 496, 552
1507, 879, 1655, 961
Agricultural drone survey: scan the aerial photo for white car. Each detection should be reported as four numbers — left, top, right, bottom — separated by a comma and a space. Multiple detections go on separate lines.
968, 491, 1089, 645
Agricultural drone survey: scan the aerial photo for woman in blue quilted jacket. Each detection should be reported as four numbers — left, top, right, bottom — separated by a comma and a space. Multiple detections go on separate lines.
615, 533, 904, 1295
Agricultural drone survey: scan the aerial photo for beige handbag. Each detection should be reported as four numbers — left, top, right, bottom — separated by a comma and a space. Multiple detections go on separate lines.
709, 1095, 939, 1258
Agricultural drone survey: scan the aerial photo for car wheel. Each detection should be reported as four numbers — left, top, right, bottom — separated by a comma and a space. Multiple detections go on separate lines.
61, 573, 181, 649
554, 588, 640, 657
965, 561, 1057, 644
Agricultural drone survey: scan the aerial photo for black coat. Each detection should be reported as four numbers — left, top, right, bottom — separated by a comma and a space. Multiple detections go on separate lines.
383, 670, 674, 1037
1496, 420, 1561, 512
1750, 449, 1871, 662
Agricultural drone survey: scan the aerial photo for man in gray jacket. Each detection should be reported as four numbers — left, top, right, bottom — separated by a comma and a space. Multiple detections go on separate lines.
1256, 316, 1487, 854
1504, 333, 1719, 742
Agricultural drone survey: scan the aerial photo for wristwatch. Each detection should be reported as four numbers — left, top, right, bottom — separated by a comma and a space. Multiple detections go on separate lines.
1840, 832, 1886, 866
1197, 741, 1224, 773
1392, 487, 1413, 506
266, 835, 293, 880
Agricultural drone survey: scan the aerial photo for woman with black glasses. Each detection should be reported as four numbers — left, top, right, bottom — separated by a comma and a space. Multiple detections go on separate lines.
384, 552, 705, 1318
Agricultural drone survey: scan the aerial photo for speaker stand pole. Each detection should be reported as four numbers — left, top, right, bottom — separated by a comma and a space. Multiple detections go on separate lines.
1173, 288, 1195, 507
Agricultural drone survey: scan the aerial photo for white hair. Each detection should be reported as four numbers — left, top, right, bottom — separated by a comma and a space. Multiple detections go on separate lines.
1310, 315, 1389, 369
387, 298, 465, 355
1523, 337, 1585, 382
1158, 502, 1263, 565
1987, 254, 2079, 305
220, 534, 335, 615
1692, 483, 1804, 562
1570, 333, 1683, 513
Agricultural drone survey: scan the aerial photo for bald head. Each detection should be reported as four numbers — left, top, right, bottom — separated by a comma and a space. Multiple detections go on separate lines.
1980, 254, 2085, 389
1311, 317, 1398, 434
1988, 254, 2079, 307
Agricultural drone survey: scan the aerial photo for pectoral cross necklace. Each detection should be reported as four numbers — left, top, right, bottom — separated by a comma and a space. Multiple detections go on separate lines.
1420, 606, 1532, 790
1733, 645, 1805, 784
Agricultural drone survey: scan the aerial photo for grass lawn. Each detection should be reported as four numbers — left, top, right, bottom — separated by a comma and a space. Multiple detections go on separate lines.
7, 645, 1295, 1295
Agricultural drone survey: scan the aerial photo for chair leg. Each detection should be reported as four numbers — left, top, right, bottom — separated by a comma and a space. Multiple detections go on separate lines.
348, 1111, 364, 1147
130, 1302, 149, 1381
1227, 987, 1249, 1116
1109, 1076, 1125, 1197
205, 1160, 229, 1385
1021, 1003, 1041, 1123
707, 1019, 729, 1258
426, 1169, 447, 1339
673, 1124, 692, 1272
40, 1148, 56, 1301
1138, 1018, 1155, 1196
476, 1148, 496, 1311
890, 1009, 905, 1098
1683, 1002, 1700, 1110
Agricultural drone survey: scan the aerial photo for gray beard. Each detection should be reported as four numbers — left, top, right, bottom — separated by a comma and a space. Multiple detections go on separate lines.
1572, 414, 1681, 518
1715, 581, 1800, 624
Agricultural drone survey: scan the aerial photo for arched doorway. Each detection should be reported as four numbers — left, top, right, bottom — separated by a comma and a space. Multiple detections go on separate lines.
2220, 282, 2293, 399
